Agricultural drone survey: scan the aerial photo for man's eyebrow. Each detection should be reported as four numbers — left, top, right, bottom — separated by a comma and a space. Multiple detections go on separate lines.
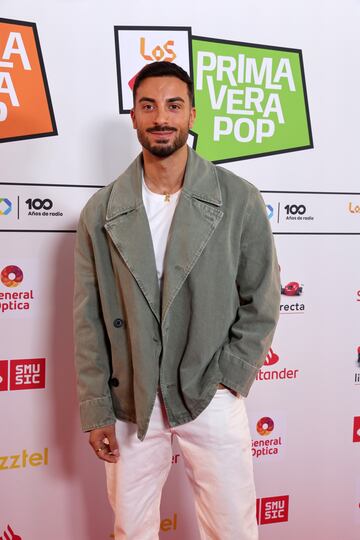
167, 97, 185, 103
138, 96, 185, 104
139, 97, 156, 103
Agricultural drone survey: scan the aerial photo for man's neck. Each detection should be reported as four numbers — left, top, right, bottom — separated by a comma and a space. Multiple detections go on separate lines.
142, 145, 188, 195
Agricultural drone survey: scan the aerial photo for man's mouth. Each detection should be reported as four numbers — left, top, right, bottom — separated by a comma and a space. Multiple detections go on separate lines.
147, 127, 177, 135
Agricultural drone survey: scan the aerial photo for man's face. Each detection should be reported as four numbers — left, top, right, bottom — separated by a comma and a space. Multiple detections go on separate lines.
131, 76, 196, 158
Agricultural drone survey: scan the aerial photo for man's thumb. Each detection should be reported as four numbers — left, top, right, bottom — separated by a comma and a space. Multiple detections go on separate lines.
108, 426, 119, 456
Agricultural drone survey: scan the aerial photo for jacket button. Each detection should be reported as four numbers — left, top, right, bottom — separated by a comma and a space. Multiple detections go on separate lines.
113, 318, 123, 328
110, 377, 119, 387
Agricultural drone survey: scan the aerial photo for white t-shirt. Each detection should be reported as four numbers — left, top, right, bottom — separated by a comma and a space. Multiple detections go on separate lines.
142, 175, 181, 290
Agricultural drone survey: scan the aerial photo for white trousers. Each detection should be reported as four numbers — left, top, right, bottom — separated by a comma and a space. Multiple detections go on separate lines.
105, 389, 258, 540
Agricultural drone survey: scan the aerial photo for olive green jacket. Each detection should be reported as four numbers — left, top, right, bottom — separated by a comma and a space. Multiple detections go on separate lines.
73, 147, 280, 440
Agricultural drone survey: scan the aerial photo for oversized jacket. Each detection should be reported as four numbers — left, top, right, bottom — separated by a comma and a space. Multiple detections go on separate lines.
73, 147, 280, 440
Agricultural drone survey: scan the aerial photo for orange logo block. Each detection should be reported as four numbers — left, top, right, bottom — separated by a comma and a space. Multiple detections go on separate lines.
140, 37, 176, 62
0, 18, 57, 143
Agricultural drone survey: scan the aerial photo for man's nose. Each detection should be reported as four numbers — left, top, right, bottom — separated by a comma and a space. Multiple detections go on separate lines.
153, 105, 169, 125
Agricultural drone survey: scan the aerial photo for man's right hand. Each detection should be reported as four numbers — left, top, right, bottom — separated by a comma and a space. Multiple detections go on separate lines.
89, 424, 119, 463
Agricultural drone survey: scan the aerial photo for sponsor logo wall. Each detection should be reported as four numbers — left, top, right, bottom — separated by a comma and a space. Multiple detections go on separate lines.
0, 3, 359, 540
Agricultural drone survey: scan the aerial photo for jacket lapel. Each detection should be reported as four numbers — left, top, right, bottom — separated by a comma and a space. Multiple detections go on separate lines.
161, 149, 224, 322
104, 149, 224, 325
104, 155, 160, 323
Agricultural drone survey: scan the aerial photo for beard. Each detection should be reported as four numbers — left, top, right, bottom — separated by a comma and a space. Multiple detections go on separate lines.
136, 125, 189, 158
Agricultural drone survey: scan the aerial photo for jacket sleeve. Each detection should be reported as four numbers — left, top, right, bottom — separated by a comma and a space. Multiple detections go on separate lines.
73, 209, 116, 431
218, 187, 280, 397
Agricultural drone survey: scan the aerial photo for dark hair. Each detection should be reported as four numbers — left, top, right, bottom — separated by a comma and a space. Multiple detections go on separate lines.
133, 61, 194, 104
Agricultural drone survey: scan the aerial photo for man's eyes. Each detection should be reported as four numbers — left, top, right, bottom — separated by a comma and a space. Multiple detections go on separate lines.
141, 103, 182, 111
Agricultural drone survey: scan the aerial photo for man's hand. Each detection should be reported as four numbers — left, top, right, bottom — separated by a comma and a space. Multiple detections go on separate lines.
89, 424, 119, 463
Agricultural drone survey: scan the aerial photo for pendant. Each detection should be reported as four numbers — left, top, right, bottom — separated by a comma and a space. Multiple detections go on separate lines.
164, 193, 171, 202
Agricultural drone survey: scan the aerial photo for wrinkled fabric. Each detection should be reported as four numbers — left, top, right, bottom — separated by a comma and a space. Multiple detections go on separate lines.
106, 389, 258, 540
73, 147, 280, 440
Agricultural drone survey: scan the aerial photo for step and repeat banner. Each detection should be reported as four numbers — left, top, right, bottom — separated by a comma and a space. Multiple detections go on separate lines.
0, 2, 359, 539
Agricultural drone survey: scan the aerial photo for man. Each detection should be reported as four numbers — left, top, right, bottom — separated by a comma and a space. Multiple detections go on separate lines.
74, 61, 280, 540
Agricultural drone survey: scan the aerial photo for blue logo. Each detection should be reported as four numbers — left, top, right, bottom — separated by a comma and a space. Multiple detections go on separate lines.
0, 198, 12, 216
266, 204, 274, 220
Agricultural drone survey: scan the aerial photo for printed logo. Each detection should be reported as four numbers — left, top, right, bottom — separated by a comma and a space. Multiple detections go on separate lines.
0, 358, 46, 391
256, 416, 274, 436
281, 281, 303, 296
172, 453, 180, 464
257, 349, 299, 382
280, 279, 305, 314
264, 348, 279, 366
9, 358, 45, 390
111, 513, 178, 536
266, 204, 274, 220
0, 198, 12, 215
357, 290, 360, 302
114, 26, 312, 163
348, 202, 360, 214
0, 18, 57, 143
115, 27, 192, 113
252, 416, 283, 458
0, 447, 48, 470
160, 513, 178, 532
284, 203, 314, 221
128, 37, 177, 91
353, 417, 360, 443
192, 38, 312, 163
256, 495, 289, 525
0, 524, 22, 539
1, 265, 23, 287
0, 264, 34, 313
24, 197, 63, 217
139, 37, 176, 63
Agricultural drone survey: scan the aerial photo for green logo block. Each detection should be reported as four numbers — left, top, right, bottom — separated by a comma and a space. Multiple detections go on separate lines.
192, 37, 312, 163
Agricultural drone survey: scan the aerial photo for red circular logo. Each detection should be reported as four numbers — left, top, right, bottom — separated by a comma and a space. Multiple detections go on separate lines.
256, 417, 275, 436
1, 265, 23, 288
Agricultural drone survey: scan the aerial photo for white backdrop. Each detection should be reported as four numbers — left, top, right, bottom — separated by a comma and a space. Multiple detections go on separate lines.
0, 1, 359, 539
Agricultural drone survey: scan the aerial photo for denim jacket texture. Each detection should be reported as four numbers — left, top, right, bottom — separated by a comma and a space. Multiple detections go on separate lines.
73, 148, 280, 440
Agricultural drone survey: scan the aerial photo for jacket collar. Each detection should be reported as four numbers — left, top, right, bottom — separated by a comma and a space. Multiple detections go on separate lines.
104, 147, 224, 324
106, 146, 222, 220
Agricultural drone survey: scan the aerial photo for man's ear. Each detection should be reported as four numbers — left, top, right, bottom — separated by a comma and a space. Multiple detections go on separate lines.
189, 107, 196, 129
130, 108, 137, 129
